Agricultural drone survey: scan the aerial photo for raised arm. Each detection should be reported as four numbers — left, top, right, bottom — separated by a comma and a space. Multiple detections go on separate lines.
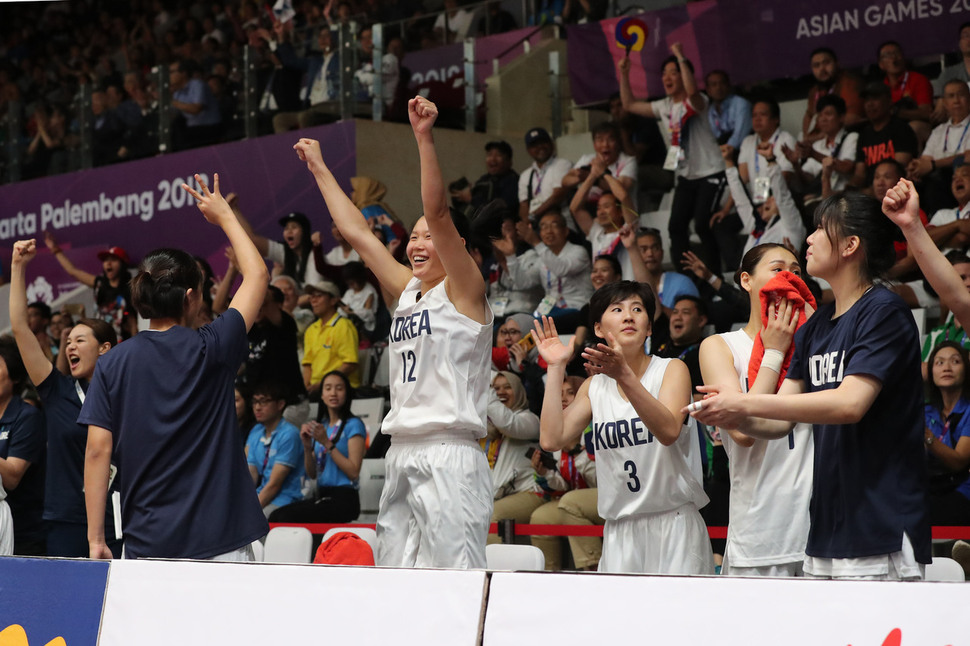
409, 97, 488, 323
182, 174, 268, 330
670, 43, 703, 112
617, 58, 655, 119
883, 178, 970, 328
44, 231, 97, 287
9, 240, 54, 387
294, 139, 412, 299
533, 316, 591, 450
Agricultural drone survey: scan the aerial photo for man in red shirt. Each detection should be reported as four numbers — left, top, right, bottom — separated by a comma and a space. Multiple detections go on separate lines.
878, 40, 933, 145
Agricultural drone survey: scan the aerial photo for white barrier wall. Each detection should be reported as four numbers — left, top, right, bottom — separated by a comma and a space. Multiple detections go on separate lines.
484, 571, 970, 645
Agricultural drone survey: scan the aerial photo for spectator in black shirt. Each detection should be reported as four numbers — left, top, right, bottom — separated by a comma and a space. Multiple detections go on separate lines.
471, 140, 520, 213
853, 82, 919, 187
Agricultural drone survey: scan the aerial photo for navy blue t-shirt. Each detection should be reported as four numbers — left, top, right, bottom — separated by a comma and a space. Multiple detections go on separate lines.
78, 309, 268, 559
789, 286, 930, 562
36, 370, 118, 536
0, 396, 46, 546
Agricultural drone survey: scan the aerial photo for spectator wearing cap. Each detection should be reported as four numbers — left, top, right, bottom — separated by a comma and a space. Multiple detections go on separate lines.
562, 122, 639, 211
231, 198, 324, 294
45, 233, 137, 340
471, 140, 520, 213
518, 127, 573, 227
302, 280, 359, 398
876, 41, 934, 145
852, 82, 919, 188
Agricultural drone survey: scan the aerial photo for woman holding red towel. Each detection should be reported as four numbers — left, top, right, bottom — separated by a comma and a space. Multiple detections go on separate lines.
698, 243, 814, 577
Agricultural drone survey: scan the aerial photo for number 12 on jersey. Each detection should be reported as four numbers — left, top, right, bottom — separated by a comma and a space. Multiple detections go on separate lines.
401, 350, 417, 383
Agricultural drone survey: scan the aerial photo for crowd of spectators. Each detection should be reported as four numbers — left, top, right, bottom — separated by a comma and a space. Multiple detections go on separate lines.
4, 3, 970, 578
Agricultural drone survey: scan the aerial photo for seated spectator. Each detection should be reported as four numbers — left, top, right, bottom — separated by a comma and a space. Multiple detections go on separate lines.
801, 47, 863, 143
0, 337, 46, 555
736, 97, 797, 194
272, 26, 340, 132
434, 0, 476, 43
323, 221, 362, 267
926, 162, 970, 255
23, 104, 68, 179
560, 252, 625, 375
246, 382, 306, 518
91, 89, 125, 166
471, 140, 519, 213
488, 213, 545, 318
877, 40, 933, 144
569, 169, 636, 277
477, 1, 517, 35
484, 371, 541, 541
518, 127, 572, 226
679, 252, 748, 333
619, 46, 726, 270
786, 95, 858, 196
921, 252, 970, 363
491, 313, 539, 374
562, 122, 639, 213
528, 376, 599, 570
706, 70, 751, 150
634, 227, 699, 316
168, 58, 223, 150
933, 22, 970, 121
271, 274, 315, 349
25, 302, 54, 362
269, 370, 366, 523
853, 82, 920, 188
235, 385, 255, 442
909, 80, 970, 214
506, 212, 593, 321
923, 341, 970, 528
724, 141, 805, 255
339, 261, 379, 340
303, 280, 360, 396
45, 233, 137, 340
653, 295, 708, 389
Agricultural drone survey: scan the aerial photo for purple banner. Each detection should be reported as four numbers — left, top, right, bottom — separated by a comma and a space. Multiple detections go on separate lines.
568, 0, 970, 106
0, 122, 356, 302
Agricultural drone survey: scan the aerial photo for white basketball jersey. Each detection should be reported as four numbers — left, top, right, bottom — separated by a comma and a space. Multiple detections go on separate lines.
718, 329, 814, 567
381, 278, 494, 439
588, 356, 708, 521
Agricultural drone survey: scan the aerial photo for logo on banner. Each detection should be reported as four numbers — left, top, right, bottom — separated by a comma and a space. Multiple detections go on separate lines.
0, 558, 109, 646
614, 17, 648, 55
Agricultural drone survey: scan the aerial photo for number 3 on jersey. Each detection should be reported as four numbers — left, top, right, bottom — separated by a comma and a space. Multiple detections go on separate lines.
623, 460, 640, 493
401, 350, 417, 383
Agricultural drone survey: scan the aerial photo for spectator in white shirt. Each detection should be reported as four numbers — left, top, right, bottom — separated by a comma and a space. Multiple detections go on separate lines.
518, 127, 573, 227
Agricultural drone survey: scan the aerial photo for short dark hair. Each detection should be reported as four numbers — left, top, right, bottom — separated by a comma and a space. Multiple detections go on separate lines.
253, 381, 287, 402
872, 158, 906, 182
341, 261, 368, 287
673, 294, 708, 319
750, 95, 781, 121
877, 40, 903, 58
266, 284, 284, 305
959, 21, 970, 35
810, 47, 837, 62
815, 94, 847, 115
635, 226, 662, 248
27, 302, 52, 320
661, 54, 694, 75
589, 280, 656, 328
130, 248, 204, 320
945, 249, 970, 266
0, 336, 28, 392
593, 254, 622, 277
590, 121, 621, 142
705, 69, 730, 85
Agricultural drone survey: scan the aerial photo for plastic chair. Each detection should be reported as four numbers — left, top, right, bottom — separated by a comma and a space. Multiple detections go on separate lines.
351, 397, 386, 443
356, 458, 386, 522
250, 539, 264, 562
485, 544, 545, 571
925, 556, 966, 581
263, 526, 313, 564
322, 526, 378, 552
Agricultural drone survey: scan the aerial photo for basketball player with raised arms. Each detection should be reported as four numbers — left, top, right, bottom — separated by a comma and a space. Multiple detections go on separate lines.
533, 282, 714, 574
294, 96, 493, 569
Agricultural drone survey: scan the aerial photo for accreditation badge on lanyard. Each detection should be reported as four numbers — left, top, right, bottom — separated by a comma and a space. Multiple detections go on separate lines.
663, 101, 691, 171
752, 176, 771, 204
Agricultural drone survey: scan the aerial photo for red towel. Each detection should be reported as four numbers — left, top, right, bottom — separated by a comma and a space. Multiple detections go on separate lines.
747, 271, 816, 391
313, 532, 375, 566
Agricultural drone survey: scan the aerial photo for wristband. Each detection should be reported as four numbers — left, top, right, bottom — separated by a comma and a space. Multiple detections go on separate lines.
760, 348, 784, 374
707, 273, 720, 286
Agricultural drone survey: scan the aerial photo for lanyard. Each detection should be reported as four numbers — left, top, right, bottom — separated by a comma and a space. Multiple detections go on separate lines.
753, 131, 781, 174
895, 72, 909, 96
315, 420, 342, 472
75, 380, 86, 404
944, 120, 970, 153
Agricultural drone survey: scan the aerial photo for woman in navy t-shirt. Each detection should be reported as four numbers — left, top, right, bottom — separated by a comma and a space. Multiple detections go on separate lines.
9, 238, 120, 557
690, 191, 930, 580
80, 174, 270, 560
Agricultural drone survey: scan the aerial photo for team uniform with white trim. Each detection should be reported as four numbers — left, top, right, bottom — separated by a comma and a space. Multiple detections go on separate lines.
376, 277, 494, 569
717, 329, 813, 577
589, 356, 714, 574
